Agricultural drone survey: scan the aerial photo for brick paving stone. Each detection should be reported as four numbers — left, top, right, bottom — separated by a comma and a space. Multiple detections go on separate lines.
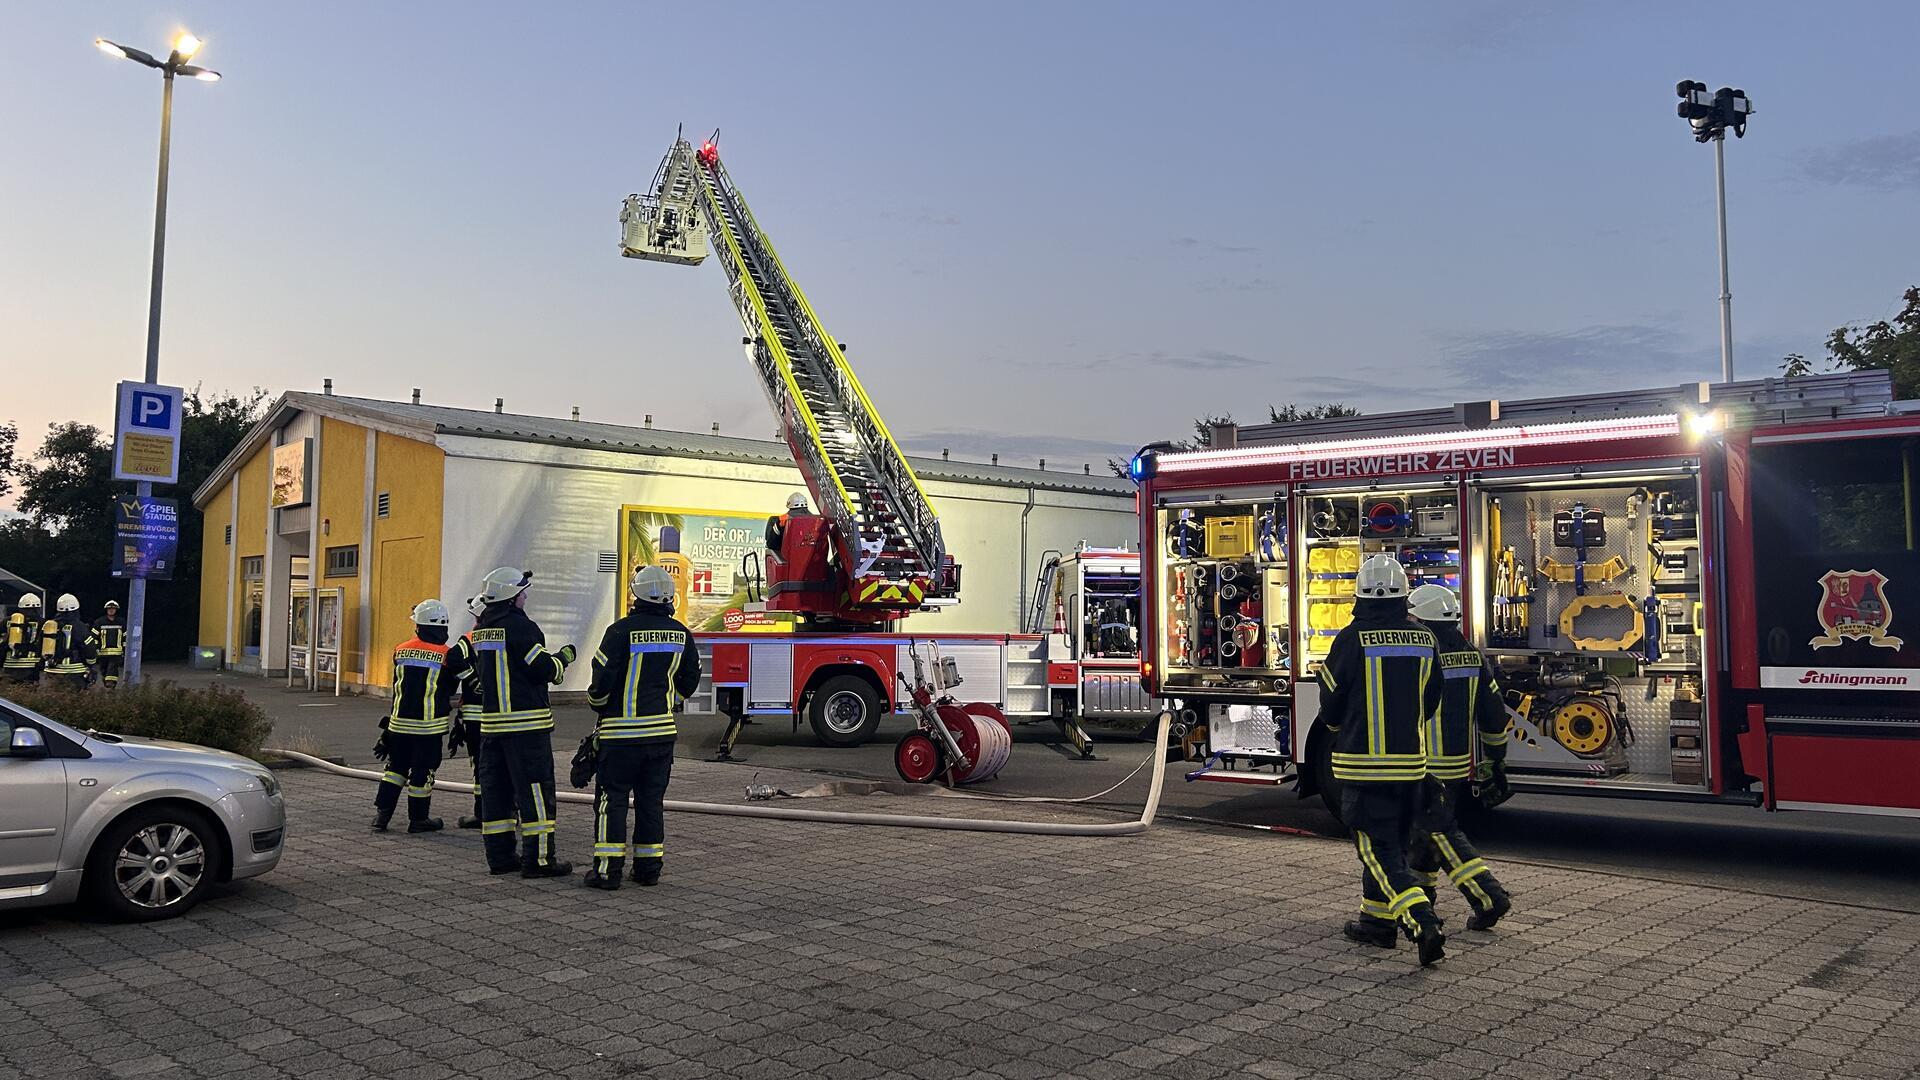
3, 766, 1918, 1078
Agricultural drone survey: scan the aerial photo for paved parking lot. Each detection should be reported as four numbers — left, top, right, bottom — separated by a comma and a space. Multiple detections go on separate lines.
4, 750, 1918, 1080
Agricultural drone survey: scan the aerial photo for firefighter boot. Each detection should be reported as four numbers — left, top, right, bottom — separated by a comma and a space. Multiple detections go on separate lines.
584, 860, 623, 891
629, 861, 661, 887
457, 816, 481, 829
1466, 882, 1513, 931
1412, 909, 1447, 967
370, 813, 391, 833
1342, 919, 1398, 949
408, 818, 445, 834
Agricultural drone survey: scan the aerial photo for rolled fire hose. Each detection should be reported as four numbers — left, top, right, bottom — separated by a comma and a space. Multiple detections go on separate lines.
263, 713, 1171, 838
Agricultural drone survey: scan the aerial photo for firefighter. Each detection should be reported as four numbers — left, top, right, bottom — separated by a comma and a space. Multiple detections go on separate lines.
1318, 555, 1447, 965
41, 595, 97, 691
1406, 584, 1514, 930
95, 600, 126, 688
373, 599, 473, 834
4, 594, 42, 683
582, 566, 702, 890
764, 491, 813, 554
452, 595, 489, 831
468, 567, 577, 878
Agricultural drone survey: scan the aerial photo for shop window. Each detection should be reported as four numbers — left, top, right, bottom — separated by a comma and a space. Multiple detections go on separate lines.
325, 546, 359, 578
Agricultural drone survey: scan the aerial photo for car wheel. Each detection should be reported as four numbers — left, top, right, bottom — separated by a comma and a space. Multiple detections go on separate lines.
808, 675, 882, 747
84, 805, 220, 922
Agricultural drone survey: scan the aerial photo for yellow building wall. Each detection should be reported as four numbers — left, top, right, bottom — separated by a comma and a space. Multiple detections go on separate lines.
197, 481, 233, 647
316, 418, 367, 677
230, 447, 271, 658
366, 431, 444, 688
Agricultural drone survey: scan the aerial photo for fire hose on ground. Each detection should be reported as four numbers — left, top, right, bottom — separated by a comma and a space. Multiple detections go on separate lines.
262, 712, 1171, 838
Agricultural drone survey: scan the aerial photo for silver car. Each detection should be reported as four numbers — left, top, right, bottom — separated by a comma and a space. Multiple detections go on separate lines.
0, 695, 285, 921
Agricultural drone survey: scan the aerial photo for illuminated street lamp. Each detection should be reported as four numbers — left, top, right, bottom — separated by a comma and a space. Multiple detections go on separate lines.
94, 30, 223, 687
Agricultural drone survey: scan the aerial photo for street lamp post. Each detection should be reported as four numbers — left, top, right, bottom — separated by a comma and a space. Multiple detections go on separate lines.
95, 32, 221, 687
1675, 80, 1753, 384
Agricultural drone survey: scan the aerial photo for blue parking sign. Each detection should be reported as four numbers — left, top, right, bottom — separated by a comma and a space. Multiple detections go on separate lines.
113, 381, 185, 484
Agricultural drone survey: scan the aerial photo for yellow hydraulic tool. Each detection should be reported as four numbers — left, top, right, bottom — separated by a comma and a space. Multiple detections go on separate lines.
1550, 696, 1616, 756
1539, 554, 1631, 585
1557, 593, 1646, 652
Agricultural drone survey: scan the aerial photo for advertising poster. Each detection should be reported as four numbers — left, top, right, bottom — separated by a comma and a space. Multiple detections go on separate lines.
618, 504, 796, 633
271, 439, 310, 507
111, 496, 179, 580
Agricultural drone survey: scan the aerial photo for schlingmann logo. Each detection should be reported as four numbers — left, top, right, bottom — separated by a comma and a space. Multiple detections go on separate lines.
1799, 669, 1910, 687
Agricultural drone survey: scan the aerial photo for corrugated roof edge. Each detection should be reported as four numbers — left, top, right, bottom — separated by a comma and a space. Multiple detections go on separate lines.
194, 392, 1132, 507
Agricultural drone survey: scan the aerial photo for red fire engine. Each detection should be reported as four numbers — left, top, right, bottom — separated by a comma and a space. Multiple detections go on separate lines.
1132, 371, 1920, 820
619, 132, 1139, 763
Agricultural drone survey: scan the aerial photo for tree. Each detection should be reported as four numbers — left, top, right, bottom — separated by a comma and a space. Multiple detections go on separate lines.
0, 387, 265, 663
1109, 403, 1361, 474
1780, 286, 1920, 397
0, 421, 16, 502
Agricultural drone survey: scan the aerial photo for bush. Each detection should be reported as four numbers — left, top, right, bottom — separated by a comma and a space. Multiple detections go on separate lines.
3, 680, 274, 761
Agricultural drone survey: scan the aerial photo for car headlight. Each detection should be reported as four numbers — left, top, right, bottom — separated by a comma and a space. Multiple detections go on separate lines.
254, 771, 281, 799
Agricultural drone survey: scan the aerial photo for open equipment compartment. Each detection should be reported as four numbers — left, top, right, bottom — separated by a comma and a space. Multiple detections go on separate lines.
1475, 469, 1709, 789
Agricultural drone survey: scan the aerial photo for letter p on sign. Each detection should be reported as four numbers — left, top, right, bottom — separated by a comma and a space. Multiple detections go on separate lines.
114, 381, 185, 485
132, 391, 173, 429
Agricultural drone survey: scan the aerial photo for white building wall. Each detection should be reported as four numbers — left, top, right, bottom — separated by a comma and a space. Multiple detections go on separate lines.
436, 436, 1134, 691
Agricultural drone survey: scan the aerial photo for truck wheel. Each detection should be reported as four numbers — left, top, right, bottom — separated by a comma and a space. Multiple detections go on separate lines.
808, 675, 882, 747
84, 804, 222, 922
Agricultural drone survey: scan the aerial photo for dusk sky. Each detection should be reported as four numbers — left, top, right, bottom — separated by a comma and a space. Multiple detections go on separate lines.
4, 1, 1917, 486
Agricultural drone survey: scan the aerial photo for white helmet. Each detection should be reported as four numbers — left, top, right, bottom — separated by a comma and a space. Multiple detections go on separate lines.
1355, 555, 1409, 599
786, 492, 809, 511
411, 599, 451, 627
1408, 583, 1461, 623
103, 600, 120, 611
18, 593, 40, 609
631, 564, 676, 605
56, 594, 80, 613
465, 595, 486, 618
479, 566, 532, 604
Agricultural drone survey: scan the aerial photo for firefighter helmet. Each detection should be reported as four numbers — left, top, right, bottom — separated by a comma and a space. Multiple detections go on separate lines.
56, 594, 80, 613
1408, 583, 1461, 623
465, 595, 486, 618
786, 492, 809, 511
18, 593, 40, 610
1355, 555, 1409, 599
631, 565, 676, 605
103, 600, 120, 612
411, 599, 451, 627
478, 567, 532, 604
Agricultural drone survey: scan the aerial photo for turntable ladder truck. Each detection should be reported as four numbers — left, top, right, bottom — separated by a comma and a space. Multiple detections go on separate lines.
619, 132, 1050, 753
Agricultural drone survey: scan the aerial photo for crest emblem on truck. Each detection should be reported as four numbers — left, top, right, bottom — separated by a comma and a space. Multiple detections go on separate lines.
1810, 569, 1903, 651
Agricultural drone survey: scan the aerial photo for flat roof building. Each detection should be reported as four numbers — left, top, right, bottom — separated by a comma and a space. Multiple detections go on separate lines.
192, 391, 1137, 692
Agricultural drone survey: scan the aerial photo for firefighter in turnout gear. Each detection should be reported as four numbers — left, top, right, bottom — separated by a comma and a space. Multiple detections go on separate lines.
1318, 555, 1448, 965
764, 491, 813, 554
582, 566, 702, 890
469, 568, 578, 877
4, 594, 42, 683
95, 600, 126, 688
373, 600, 473, 834
42, 595, 97, 691
452, 595, 489, 830
1406, 584, 1514, 930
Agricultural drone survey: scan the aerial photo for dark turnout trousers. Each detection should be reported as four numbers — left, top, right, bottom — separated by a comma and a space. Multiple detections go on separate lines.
1411, 779, 1506, 915
375, 732, 443, 824
476, 730, 559, 871
592, 741, 673, 881
1342, 781, 1437, 933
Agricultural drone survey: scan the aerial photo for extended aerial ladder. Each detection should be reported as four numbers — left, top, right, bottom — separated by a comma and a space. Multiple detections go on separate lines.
619, 131, 958, 625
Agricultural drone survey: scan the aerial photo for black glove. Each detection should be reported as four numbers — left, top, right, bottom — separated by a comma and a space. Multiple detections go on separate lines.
1423, 774, 1449, 812
1480, 760, 1513, 807
556, 643, 578, 667
372, 733, 389, 761
446, 717, 466, 759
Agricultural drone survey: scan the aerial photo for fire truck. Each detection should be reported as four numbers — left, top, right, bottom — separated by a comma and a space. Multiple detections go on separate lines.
1132, 370, 1920, 820
1024, 546, 1158, 755
617, 132, 1131, 761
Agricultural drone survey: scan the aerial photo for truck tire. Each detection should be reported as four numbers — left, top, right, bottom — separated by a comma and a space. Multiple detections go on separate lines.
808, 675, 882, 747
84, 804, 223, 922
